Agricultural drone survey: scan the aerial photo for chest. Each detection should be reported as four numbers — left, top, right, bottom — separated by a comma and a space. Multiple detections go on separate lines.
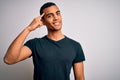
34, 41, 76, 63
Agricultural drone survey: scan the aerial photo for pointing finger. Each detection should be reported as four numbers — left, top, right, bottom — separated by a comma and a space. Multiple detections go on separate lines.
38, 13, 45, 20
41, 13, 45, 17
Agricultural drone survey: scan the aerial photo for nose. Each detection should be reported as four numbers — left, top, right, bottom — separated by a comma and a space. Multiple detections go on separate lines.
53, 14, 58, 20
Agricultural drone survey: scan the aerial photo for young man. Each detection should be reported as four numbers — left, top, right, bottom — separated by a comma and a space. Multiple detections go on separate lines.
4, 2, 85, 80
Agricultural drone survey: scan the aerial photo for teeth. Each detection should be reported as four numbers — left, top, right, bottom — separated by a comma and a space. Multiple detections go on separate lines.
53, 22, 60, 25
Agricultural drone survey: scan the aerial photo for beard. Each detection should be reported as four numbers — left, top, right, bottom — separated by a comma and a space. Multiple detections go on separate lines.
46, 22, 62, 32
47, 26, 62, 32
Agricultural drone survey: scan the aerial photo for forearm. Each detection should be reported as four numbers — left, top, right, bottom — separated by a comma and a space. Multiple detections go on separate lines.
4, 27, 31, 64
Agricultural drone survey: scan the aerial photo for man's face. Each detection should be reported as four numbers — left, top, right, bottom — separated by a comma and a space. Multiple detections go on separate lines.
43, 5, 62, 31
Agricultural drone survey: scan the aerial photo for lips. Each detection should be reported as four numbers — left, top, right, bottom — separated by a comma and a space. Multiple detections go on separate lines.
53, 21, 60, 26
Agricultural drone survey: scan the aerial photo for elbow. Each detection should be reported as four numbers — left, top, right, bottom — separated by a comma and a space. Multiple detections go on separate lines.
3, 57, 16, 65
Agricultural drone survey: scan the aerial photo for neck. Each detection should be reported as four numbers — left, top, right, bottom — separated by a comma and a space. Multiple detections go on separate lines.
47, 30, 65, 41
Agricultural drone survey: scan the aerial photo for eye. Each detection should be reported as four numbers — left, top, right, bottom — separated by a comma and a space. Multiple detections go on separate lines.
46, 14, 53, 18
56, 11, 61, 15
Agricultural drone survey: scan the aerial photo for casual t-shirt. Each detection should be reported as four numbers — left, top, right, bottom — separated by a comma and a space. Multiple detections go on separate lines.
24, 35, 85, 80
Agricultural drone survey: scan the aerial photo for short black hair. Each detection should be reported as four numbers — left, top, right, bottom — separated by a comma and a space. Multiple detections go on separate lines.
40, 2, 56, 15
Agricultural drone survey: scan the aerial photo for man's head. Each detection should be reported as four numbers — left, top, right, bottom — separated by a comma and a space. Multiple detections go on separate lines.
40, 2, 56, 15
40, 2, 62, 32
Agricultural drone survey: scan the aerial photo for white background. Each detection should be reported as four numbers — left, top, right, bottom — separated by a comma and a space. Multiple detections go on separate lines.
0, 0, 120, 80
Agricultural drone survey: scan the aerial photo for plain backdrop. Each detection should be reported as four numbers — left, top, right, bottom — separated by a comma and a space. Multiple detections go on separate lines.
0, 0, 120, 80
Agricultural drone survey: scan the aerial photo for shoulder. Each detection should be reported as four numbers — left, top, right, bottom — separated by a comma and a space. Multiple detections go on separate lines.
25, 36, 46, 44
65, 36, 81, 46
29, 36, 46, 41
65, 36, 83, 51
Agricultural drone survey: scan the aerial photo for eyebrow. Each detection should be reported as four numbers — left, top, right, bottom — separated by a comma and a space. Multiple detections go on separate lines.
45, 10, 61, 16
56, 10, 60, 13
46, 13, 53, 17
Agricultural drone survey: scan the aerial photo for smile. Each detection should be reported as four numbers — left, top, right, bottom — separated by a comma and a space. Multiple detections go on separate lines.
53, 22, 60, 25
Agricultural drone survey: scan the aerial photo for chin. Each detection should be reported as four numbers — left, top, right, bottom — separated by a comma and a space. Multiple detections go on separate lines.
50, 27, 62, 31
55, 26, 62, 30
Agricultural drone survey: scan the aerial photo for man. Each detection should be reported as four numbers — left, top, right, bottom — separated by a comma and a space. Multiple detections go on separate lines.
4, 2, 85, 80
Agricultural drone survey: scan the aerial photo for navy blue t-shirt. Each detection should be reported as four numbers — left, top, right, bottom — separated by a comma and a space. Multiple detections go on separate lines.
24, 36, 85, 80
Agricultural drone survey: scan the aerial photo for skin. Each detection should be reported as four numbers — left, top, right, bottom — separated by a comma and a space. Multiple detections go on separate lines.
4, 5, 85, 80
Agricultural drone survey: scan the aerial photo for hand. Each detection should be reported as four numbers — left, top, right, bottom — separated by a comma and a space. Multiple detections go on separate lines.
27, 13, 45, 31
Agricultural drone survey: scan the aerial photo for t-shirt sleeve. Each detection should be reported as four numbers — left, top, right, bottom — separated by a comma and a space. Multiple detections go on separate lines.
73, 43, 85, 64
24, 39, 34, 56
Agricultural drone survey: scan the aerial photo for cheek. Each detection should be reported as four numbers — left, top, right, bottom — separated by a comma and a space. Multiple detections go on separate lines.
44, 21, 52, 28
44, 21, 50, 25
45, 19, 53, 25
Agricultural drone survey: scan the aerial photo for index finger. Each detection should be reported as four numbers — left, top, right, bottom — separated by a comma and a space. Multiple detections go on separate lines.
40, 13, 45, 19
41, 13, 45, 17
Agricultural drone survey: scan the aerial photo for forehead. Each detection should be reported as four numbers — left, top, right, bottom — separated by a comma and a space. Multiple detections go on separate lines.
43, 5, 60, 14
